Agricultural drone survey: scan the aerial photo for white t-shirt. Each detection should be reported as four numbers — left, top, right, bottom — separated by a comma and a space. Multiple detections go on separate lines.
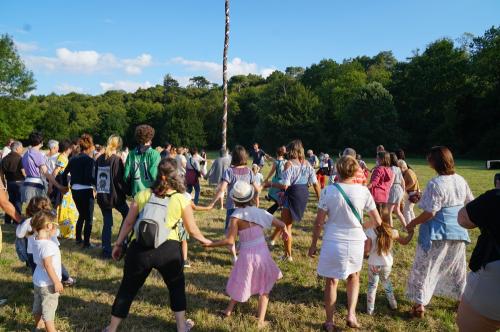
176, 154, 187, 176
254, 172, 264, 187
32, 239, 62, 287
46, 153, 60, 175
318, 183, 376, 241
365, 228, 397, 267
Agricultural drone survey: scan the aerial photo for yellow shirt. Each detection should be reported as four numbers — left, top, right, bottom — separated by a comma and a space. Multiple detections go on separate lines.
134, 189, 189, 242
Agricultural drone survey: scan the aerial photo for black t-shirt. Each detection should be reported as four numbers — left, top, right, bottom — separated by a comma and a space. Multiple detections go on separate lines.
466, 189, 500, 272
0, 152, 24, 182
251, 149, 266, 166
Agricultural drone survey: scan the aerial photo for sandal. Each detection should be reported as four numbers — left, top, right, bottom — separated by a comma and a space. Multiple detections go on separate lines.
411, 305, 425, 318
185, 319, 195, 332
322, 322, 335, 332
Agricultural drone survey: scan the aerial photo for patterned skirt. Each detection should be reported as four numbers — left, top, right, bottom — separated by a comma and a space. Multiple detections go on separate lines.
406, 240, 467, 305
57, 190, 79, 239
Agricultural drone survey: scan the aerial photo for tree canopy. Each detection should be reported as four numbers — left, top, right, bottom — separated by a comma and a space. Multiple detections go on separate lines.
1, 27, 499, 158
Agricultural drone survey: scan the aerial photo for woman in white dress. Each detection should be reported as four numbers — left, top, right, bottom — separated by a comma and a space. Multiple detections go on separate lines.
308, 156, 382, 331
387, 152, 406, 227
406, 146, 473, 318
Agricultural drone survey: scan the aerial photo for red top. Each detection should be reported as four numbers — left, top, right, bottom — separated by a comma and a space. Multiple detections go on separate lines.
369, 166, 394, 203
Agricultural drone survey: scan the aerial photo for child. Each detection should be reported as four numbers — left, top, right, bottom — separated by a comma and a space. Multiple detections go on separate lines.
368, 151, 394, 212
30, 210, 64, 332
181, 191, 212, 268
364, 207, 414, 315
16, 196, 75, 286
204, 181, 289, 329
252, 164, 264, 189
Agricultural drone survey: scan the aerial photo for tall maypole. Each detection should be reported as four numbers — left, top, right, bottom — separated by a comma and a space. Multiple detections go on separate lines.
221, 0, 230, 151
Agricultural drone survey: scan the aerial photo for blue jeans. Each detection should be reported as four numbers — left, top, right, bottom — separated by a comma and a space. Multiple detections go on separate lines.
101, 203, 129, 256
6, 181, 23, 223
186, 183, 200, 205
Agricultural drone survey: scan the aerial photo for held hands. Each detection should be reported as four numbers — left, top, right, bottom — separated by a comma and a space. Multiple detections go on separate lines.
406, 221, 415, 233
263, 181, 271, 189
54, 281, 64, 293
200, 238, 213, 247
281, 228, 290, 242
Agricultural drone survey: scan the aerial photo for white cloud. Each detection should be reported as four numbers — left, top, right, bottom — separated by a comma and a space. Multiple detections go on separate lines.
56, 83, 84, 94
24, 48, 153, 75
100, 80, 152, 93
171, 56, 275, 82
14, 40, 39, 52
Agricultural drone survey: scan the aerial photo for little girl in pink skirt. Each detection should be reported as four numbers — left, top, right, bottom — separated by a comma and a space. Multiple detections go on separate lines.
205, 180, 289, 329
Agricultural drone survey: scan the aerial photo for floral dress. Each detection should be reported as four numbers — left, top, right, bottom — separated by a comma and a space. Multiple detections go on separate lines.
56, 154, 79, 239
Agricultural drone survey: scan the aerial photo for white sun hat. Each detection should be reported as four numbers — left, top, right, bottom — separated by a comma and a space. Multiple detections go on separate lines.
230, 180, 255, 204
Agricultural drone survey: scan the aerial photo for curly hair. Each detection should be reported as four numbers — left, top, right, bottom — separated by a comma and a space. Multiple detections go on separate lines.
79, 133, 94, 152
152, 158, 186, 197
26, 196, 52, 217
135, 125, 155, 145
30, 210, 56, 234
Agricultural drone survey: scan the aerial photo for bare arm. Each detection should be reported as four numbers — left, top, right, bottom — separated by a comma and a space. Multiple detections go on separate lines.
181, 204, 211, 244
0, 184, 21, 222
264, 162, 277, 183
114, 201, 139, 247
308, 209, 327, 257
406, 210, 435, 232
209, 181, 228, 207
395, 229, 414, 245
458, 206, 477, 229
364, 208, 382, 229
42, 256, 63, 293
313, 182, 321, 200
205, 218, 238, 247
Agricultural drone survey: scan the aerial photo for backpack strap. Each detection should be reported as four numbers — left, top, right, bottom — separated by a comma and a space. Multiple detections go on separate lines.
333, 183, 363, 224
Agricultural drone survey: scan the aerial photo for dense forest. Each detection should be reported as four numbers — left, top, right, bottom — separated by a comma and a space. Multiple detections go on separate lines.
0, 26, 499, 158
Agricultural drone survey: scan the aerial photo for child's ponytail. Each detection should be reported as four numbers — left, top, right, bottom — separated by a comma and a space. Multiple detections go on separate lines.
376, 207, 394, 256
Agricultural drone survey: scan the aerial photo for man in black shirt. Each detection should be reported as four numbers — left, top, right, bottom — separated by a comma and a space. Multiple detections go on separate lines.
250, 143, 270, 170
0, 141, 25, 224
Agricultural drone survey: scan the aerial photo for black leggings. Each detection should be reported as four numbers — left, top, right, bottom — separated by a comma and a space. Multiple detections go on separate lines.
266, 197, 280, 215
111, 240, 186, 318
72, 188, 95, 245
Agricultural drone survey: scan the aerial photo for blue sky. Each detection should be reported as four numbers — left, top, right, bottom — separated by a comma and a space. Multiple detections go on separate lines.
1, 0, 499, 95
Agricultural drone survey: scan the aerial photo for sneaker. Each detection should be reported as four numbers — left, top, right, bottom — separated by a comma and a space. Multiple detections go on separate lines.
232, 256, 238, 264
185, 319, 195, 332
280, 255, 293, 262
183, 260, 191, 268
63, 277, 76, 287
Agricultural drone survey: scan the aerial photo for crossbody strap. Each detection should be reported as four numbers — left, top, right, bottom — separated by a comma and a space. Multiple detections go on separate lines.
333, 183, 363, 224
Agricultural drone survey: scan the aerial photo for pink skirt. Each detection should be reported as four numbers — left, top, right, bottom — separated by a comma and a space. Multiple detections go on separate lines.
226, 229, 282, 302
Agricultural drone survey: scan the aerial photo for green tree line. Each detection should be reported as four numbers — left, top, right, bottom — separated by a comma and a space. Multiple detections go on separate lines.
1, 26, 499, 158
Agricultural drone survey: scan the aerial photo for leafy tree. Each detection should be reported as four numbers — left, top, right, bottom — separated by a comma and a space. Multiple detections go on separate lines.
189, 76, 211, 89
0, 34, 36, 98
161, 97, 206, 148
337, 82, 403, 154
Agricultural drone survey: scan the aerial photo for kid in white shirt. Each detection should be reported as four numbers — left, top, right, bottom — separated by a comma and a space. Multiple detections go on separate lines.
364, 207, 414, 315
30, 210, 63, 332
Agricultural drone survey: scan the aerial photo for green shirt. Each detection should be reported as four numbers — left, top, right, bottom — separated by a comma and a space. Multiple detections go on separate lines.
123, 147, 161, 197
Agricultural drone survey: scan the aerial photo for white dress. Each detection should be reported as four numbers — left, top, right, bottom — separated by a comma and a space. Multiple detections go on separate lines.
388, 166, 404, 204
406, 174, 474, 305
317, 183, 376, 279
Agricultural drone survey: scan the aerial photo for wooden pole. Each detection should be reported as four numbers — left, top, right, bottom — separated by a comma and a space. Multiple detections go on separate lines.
222, 0, 230, 152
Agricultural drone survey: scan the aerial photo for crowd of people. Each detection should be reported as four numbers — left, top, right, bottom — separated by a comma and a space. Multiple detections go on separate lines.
0, 126, 499, 332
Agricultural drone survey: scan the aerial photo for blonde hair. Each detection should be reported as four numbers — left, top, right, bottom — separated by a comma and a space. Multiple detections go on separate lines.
375, 207, 393, 256
29, 210, 56, 235
287, 139, 305, 161
105, 135, 123, 159
336, 155, 359, 180
26, 196, 52, 217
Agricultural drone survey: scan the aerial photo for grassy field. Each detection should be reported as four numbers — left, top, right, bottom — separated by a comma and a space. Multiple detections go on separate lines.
0, 158, 496, 332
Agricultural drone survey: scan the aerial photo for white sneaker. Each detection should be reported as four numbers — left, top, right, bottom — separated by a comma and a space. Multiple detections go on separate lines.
232, 256, 238, 264
280, 255, 293, 262
185, 319, 195, 332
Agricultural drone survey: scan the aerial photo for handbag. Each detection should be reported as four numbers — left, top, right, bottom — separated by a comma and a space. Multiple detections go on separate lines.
185, 158, 200, 186
408, 190, 421, 204
333, 183, 363, 224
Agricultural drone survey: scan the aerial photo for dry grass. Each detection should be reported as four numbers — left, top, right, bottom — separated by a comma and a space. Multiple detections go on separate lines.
0, 158, 496, 331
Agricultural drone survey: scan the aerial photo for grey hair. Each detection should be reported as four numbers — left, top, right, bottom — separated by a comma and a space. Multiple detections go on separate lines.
342, 147, 356, 157
398, 159, 408, 170
10, 141, 22, 151
47, 139, 59, 149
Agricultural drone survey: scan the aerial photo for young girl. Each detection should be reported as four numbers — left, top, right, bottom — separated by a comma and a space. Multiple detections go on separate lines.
387, 153, 406, 227
16, 196, 75, 286
364, 207, 414, 315
252, 164, 264, 189
30, 210, 64, 332
205, 181, 289, 328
